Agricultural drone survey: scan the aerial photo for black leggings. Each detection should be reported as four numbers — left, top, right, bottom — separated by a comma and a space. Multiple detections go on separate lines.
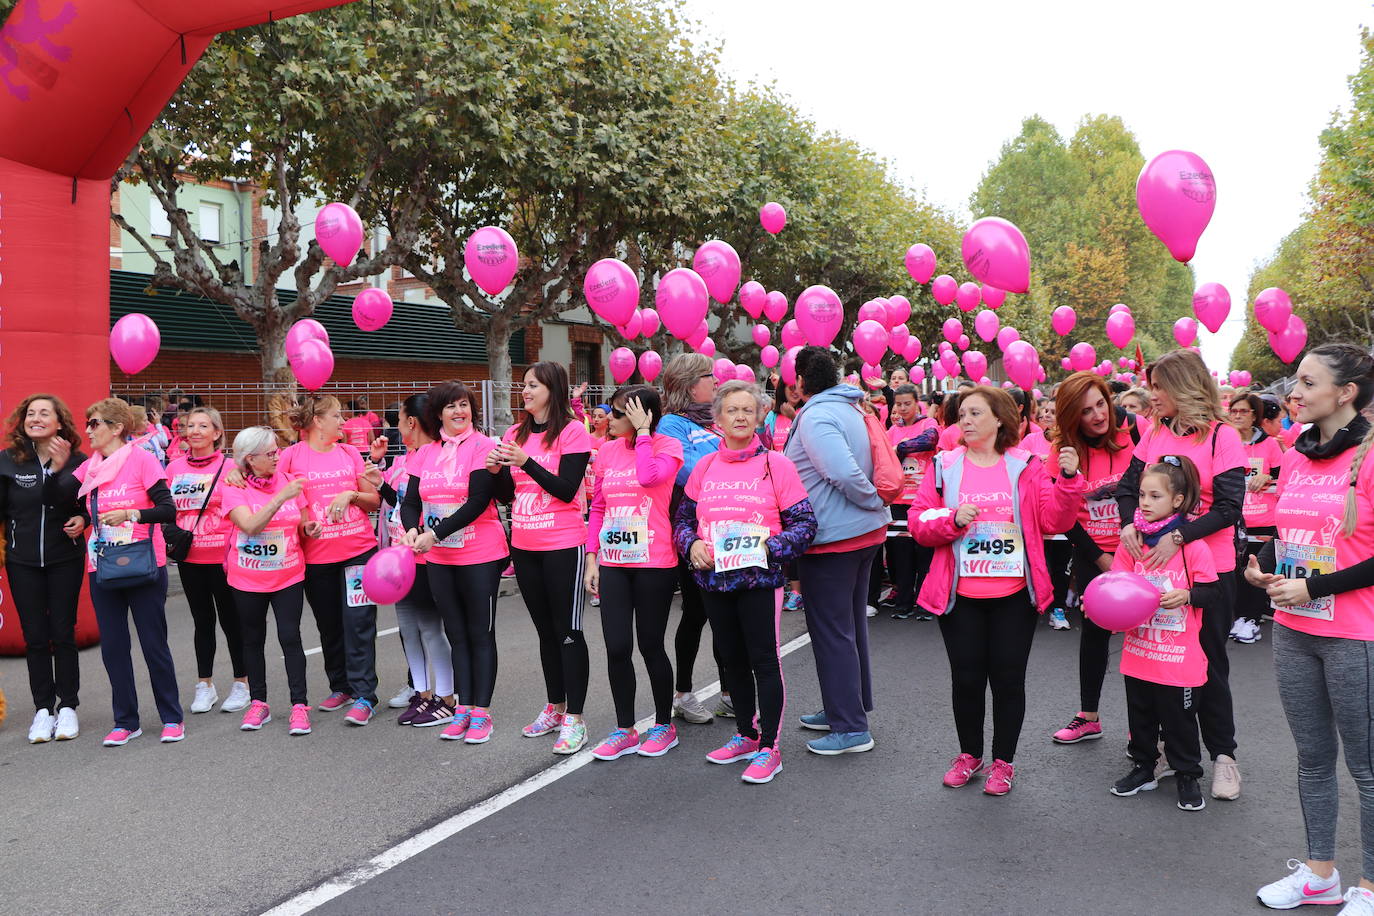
426, 559, 503, 709
1235, 529, 1276, 624
512, 545, 589, 715
177, 560, 245, 680
234, 583, 308, 706
938, 588, 1038, 762
599, 565, 676, 728
7, 557, 84, 711
1197, 570, 1238, 760
674, 558, 725, 694
1045, 538, 1073, 609
702, 587, 784, 748
1074, 546, 1114, 714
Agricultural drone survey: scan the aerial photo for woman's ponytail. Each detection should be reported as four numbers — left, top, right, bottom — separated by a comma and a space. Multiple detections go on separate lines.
1342, 426, 1374, 538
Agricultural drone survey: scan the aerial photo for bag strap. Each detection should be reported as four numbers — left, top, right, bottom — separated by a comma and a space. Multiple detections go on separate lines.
187, 457, 227, 531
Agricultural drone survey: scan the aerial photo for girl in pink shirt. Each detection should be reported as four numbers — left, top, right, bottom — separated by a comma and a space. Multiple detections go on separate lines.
583, 386, 684, 761
491, 362, 593, 754
222, 426, 321, 735
1229, 392, 1284, 642
1107, 456, 1218, 811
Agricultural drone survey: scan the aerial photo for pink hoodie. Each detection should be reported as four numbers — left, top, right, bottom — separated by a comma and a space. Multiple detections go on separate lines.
911, 446, 1083, 615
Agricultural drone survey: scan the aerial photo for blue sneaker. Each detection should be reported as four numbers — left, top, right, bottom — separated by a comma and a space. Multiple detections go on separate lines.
799, 710, 830, 732
806, 731, 875, 756
783, 591, 804, 612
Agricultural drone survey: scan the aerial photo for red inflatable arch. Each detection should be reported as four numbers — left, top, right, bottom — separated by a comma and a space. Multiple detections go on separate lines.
0, 0, 356, 655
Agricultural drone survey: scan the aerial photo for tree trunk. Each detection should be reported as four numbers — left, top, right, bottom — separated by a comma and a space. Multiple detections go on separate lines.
486, 312, 515, 431
258, 312, 294, 391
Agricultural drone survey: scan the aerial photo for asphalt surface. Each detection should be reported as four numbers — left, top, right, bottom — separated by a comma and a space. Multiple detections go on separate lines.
0, 579, 1362, 916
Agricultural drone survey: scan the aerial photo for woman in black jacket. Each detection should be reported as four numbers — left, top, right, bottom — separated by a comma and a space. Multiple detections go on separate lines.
0, 393, 88, 743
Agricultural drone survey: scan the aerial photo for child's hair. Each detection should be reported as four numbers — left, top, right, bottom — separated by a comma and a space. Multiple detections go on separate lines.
1142, 455, 1202, 517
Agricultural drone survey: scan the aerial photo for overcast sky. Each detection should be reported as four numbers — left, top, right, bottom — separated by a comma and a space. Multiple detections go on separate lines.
682, 0, 1370, 370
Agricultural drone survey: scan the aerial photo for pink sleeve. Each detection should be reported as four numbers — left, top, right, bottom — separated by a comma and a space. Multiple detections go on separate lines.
684, 460, 707, 502
561, 422, 592, 454
910, 458, 961, 547
1036, 460, 1084, 533
139, 448, 168, 487
221, 485, 246, 512
585, 473, 606, 554
634, 435, 683, 488
572, 398, 586, 421
347, 445, 365, 476
1213, 423, 1247, 474
1186, 541, 1218, 584
1266, 438, 1284, 472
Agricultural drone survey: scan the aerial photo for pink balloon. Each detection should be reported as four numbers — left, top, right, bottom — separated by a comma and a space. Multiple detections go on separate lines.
1193, 282, 1231, 334
693, 239, 742, 305
286, 319, 329, 361
1083, 571, 1162, 631
996, 326, 1020, 352
933, 364, 948, 382
931, 274, 958, 306
739, 281, 767, 319
1003, 340, 1039, 389
760, 345, 780, 368
1051, 306, 1076, 336
861, 363, 882, 386
314, 202, 363, 266
858, 299, 888, 325
963, 350, 988, 380
752, 324, 771, 348
760, 202, 787, 235
697, 339, 717, 358
610, 347, 637, 384
1173, 317, 1198, 347
656, 268, 710, 340
1253, 287, 1293, 334
638, 350, 663, 382
464, 226, 519, 296
1269, 313, 1308, 363
904, 337, 922, 362
942, 317, 964, 345
687, 319, 709, 349
1097, 361, 1114, 376
1106, 311, 1135, 349
1070, 342, 1097, 372
290, 338, 334, 391
1109, 303, 1132, 316
735, 364, 757, 383
955, 282, 981, 311
781, 319, 805, 351
109, 313, 161, 374
981, 286, 1007, 308
1137, 149, 1216, 263
780, 346, 802, 386
961, 217, 1031, 293
639, 307, 661, 337
1238, 370, 1252, 386
886, 294, 912, 328
958, 334, 970, 351
974, 309, 1000, 343
853, 319, 889, 365
585, 258, 641, 327
352, 288, 394, 332
1118, 357, 1132, 368
1002, 381, 1014, 389
889, 324, 910, 353
617, 310, 644, 340
763, 290, 789, 323
713, 357, 736, 383
940, 350, 961, 378
905, 243, 937, 284
1060, 357, 1072, 371
361, 546, 417, 606
911, 366, 926, 385
795, 285, 844, 347
939, 341, 953, 353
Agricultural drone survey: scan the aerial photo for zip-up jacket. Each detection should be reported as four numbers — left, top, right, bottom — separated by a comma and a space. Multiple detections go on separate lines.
0, 445, 88, 567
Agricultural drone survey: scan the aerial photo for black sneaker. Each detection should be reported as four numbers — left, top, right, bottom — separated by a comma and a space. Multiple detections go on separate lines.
913, 611, 935, 621
1110, 763, 1159, 797
891, 609, 915, 620
1176, 775, 1206, 811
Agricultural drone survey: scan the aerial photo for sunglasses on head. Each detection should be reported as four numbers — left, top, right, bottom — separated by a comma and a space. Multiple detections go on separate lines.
610, 407, 626, 419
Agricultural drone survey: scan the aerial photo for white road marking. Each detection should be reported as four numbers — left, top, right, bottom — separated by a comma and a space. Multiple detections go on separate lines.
299, 627, 400, 658
262, 631, 813, 916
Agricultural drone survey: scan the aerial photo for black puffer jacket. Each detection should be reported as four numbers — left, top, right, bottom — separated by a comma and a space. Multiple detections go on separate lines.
0, 445, 87, 567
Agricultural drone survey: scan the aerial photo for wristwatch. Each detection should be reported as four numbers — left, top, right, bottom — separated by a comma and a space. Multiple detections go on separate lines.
130, 509, 141, 524
1170, 530, 1184, 547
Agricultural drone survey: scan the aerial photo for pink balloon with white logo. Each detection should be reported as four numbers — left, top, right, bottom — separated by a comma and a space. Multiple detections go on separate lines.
1136, 149, 1216, 263
362, 547, 417, 605
693, 240, 742, 305
657, 268, 709, 340
464, 226, 520, 295
713, 357, 736, 383
314, 202, 364, 266
795, 285, 844, 347
290, 338, 334, 392
858, 299, 888, 325
610, 347, 637, 383
639, 307, 660, 337
584, 258, 641, 327
286, 319, 329, 361
781, 319, 805, 351
961, 217, 1031, 293
1193, 282, 1230, 334
352, 288, 393, 332
760, 202, 787, 235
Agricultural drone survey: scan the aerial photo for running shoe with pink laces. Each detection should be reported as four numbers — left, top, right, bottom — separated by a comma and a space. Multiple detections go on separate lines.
521, 703, 563, 738
317, 691, 353, 712
288, 704, 312, 736
591, 728, 640, 760
942, 753, 985, 787
637, 723, 678, 757
441, 706, 473, 741
1051, 715, 1102, 745
240, 700, 272, 731
706, 733, 760, 764
160, 723, 186, 743
742, 747, 782, 784
465, 709, 493, 744
983, 759, 1015, 796
102, 727, 142, 747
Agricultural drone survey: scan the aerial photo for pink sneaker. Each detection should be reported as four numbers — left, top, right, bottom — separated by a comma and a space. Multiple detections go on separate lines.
344, 699, 374, 726
465, 709, 493, 744
521, 703, 563, 738
943, 753, 985, 787
983, 758, 1016, 796
706, 733, 760, 764
288, 704, 312, 736
240, 700, 272, 731
742, 747, 783, 784
591, 728, 640, 760
317, 691, 353, 712
102, 727, 142, 747
441, 706, 473, 741
159, 723, 186, 743
637, 723, 678, 758
1051, 715, 1102, 745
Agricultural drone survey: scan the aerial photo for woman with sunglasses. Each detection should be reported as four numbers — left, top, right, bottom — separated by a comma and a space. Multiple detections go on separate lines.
73, 398, 182, 746
1229, 391, 1283, 646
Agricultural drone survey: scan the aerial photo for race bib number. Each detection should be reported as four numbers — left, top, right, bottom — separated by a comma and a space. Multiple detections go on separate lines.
89, 523, 135, 562
900, 458, 924, 501
171, 473, 214, 511
423, 501, 468, 549
345, 564, 371, 607
600, 512, 650, 564
1142, 571, 1185, 632
236, 529, 289, 572
1274, 539, 1337, 620
958, 521, 1025, 578
713, 521, 770, 573
1086, 497, 1118, 529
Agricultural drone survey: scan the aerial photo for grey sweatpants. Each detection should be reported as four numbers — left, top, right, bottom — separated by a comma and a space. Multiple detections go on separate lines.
1274, 622, 1374, 879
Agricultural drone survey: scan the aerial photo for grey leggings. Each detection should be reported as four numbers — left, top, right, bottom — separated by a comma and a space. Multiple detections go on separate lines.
1274, 622, 1374, 880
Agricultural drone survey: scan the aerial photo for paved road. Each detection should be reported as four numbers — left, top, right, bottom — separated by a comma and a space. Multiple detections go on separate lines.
0, 579, 1359, 916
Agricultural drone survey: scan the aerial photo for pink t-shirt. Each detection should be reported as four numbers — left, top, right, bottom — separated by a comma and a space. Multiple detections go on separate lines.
955, 458, 1023, 599
1076, 429, 1135, 553
1271, 445, 1374, 640
1282, 423, 1303, 448
587, 434, 684, 568
341, 416, 374, 449
583, 434, 607, 503
74, 446, 169, 573
382, 452, 423, 565
409, 433, 508, 566
684, 449, 809, 549
504, 422, 593, 551
1020, 428, 1051, 460
888, 425, 931, 507
1240, 433, 1284, 529
1135, 419, 1246, 572
278, 442, 376, 564
165, 454, 232, 565
221, 473, 309, 592
1112, 540, 1216, 688
938, 423, 962, 452
772, 415, 793, 453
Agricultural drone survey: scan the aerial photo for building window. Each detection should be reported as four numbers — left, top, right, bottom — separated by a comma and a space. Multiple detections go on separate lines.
200, 203, 222, 243
572, 342, 601, 388
149, 204, 171, 238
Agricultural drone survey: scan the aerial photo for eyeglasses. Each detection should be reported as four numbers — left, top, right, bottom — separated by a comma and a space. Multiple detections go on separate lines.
253, 450, 280, 460
610, 407, 626, 419
85, 418, 104, 429
1227, 406, 1253, 416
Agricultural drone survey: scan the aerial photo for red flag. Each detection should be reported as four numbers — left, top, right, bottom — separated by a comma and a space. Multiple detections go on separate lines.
1135, 342, 1145, 372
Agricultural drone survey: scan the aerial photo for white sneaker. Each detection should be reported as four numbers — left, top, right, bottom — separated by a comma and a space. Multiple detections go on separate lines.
1257, 859, 1341, 908
1049, 608, 1071, 630
54, 707, 79, 741
865, 604, 878, 618
672, 691, 714, 724
1236, 620, 1262, 645
1229, 618, 1244, 640
190, 682, 219, 714
590, 595, 600, 608
28, 709, 55, 744
1340, 887, 1374, 915
1212, 754, 1242, 799
388, 685, 417, 709
220, 681, 251, 713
